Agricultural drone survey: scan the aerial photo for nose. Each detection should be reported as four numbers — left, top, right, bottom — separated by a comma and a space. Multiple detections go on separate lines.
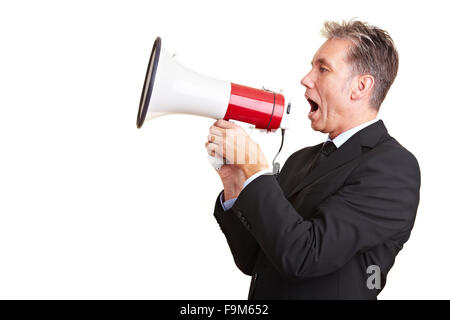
301, 70, 314, 89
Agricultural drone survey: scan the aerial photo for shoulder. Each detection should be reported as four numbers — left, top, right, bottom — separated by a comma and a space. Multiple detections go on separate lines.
372, 136, 419, 168
355, 135, 421, 184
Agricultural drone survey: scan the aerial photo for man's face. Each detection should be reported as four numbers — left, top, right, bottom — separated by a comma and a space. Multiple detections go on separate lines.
301, 39, 356, 138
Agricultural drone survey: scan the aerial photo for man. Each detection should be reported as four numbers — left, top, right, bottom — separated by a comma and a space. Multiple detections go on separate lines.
205, 20, 420, 300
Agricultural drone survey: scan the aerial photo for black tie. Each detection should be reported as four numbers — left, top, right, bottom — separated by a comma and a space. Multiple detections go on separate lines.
309, 141, 337, 173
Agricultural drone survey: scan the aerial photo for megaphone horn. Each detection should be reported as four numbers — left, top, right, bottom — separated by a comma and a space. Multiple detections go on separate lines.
137, 37, 290, 130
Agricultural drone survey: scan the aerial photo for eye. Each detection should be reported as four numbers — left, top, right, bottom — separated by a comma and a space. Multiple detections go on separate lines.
319, 66, 328, 73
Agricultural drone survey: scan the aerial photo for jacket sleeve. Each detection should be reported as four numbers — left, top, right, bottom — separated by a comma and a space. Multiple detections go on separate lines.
213, 192, 260, 275
230, 148, 421, 281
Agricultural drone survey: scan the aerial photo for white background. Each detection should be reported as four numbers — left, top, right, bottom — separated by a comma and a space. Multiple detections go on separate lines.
0, 0, 448, 299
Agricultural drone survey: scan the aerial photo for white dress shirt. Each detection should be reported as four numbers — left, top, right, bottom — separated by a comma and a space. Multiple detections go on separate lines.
220, 119, 379, 210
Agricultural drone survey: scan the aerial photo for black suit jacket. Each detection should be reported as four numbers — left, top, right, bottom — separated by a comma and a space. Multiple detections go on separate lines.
213, 120, 420, 300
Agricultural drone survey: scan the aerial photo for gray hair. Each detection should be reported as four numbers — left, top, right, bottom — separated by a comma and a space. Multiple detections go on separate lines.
321, 20, 399, 110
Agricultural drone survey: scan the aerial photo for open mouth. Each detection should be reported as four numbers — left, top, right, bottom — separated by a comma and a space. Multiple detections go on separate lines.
307, 98, 319, 113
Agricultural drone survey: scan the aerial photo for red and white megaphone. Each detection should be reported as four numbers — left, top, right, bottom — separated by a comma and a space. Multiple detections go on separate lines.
136, 37, 291, 131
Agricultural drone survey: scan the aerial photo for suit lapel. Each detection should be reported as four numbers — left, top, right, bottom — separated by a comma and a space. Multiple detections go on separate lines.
286, 120, 388, 199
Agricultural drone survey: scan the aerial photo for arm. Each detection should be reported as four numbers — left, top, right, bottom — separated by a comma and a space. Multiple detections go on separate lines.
213, 192, 261, 276
206, 120, 269, 275
231, 148, 421, 280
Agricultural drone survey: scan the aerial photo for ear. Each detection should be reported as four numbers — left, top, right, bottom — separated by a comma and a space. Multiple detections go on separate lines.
350, 74, 375, 101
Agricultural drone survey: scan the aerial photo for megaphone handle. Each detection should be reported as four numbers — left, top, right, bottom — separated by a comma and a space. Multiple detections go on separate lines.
207, 120, 255, 171
208, 155, 224, 171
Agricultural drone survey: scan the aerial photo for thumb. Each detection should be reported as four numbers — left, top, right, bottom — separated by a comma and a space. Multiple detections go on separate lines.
214, 119, 237, 129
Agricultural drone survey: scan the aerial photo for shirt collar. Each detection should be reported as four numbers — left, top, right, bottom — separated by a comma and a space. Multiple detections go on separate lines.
327, 119, 379, 148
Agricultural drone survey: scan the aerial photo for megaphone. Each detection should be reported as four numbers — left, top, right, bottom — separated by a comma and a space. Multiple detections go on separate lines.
136, 37, 291, 130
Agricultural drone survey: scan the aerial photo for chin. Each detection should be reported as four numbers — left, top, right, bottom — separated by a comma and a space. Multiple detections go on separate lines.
310, 121, 322, 132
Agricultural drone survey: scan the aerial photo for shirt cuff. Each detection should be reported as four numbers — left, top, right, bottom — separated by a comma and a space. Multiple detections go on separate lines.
220, 192, 237, 211
219, 169, 272, 211
243, 169, 272, 189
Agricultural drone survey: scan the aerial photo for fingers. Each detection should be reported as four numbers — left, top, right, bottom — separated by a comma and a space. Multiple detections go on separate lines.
205, 141, 222, 158
213, 119, 236, 129
206, 120, 257, 166
206, 125, 226, 158
208, 125, 225, 146
209, 125, 223, 136
207, 133, 222, 145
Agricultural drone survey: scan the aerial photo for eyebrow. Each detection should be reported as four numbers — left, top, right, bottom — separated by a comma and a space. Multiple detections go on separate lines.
311, 58, 333, 69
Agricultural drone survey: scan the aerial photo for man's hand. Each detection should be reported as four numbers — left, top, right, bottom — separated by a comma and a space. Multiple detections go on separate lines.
205, 120, 269, 200
216, 165, 246, 201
